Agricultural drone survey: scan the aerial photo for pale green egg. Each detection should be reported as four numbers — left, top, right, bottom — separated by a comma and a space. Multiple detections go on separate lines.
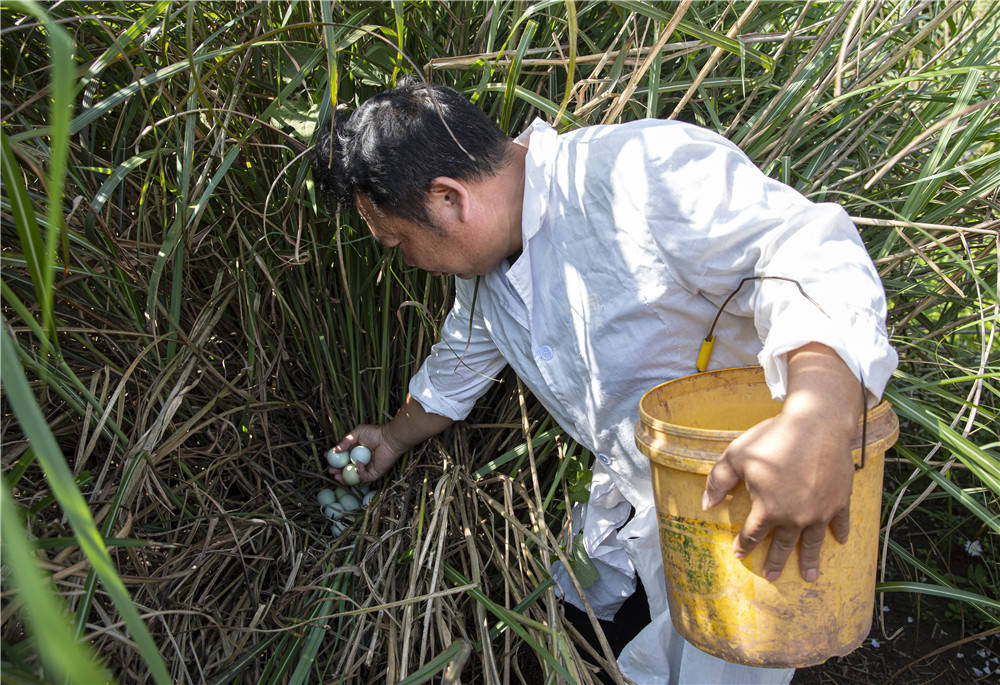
323, 501, 346, 519
350, 445, 372, 466
317, 488, 337, 507
339, 494, 361, 512
342, 463, 361, 486
326, 448, 350, 469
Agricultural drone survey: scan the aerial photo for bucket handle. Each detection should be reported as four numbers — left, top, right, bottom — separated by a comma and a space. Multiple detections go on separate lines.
696, 276, 869, 471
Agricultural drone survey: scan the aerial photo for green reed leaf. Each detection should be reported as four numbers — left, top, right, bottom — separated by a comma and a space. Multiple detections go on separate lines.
0, 477, 113, 684
0, 322, 171, 684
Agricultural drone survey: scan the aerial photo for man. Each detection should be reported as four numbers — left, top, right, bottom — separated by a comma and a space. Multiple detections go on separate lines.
312, 77, 897, 684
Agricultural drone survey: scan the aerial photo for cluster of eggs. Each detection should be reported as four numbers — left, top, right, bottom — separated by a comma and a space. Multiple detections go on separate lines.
317, 485, 375, 535
319, 445, 375, 534
325, 445, 371, 485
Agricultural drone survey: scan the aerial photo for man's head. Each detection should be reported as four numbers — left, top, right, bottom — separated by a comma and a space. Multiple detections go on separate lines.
313, 77, 525, 278
313, 76, 509, 225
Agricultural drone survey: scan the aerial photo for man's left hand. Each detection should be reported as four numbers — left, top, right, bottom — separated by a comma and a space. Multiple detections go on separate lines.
701, 342, 863, 582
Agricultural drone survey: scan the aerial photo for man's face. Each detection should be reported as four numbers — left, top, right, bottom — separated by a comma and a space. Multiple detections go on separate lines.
355, 192, 512, 280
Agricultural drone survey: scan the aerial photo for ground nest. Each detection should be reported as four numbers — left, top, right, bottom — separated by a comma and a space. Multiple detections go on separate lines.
4, 385, 621, 682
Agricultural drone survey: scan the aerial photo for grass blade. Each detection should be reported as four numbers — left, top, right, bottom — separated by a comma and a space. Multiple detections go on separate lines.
0, 322, 171, 684
0, 478, 112, 684
876, 582, 1000, 617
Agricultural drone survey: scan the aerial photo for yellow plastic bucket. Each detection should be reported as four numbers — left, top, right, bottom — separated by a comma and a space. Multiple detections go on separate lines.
634, 366, 898, 667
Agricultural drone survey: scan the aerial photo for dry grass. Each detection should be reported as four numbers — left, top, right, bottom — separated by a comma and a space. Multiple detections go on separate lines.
2, 2, 997, 683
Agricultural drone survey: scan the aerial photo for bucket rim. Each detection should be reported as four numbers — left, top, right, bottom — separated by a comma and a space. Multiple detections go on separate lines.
638, 366, 895, 438
635, 366, 899, 474
637, 366, 766, 440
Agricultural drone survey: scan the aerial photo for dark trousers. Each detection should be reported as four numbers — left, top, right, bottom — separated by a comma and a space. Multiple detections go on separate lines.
563, 577, 651, 681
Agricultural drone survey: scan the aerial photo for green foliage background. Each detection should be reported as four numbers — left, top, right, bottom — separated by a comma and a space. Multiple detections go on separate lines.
1, 1, 997, 682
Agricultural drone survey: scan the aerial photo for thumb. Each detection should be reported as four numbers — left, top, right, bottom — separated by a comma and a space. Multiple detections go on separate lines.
703, 454, 741, 510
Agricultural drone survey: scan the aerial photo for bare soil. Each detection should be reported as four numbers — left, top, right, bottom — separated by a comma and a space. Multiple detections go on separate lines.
563, 581, 999, 684
792, 592, 999, 685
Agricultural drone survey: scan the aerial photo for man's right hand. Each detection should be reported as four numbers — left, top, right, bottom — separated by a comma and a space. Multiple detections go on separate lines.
330, 424, 407, 484
328, 394, 454, 484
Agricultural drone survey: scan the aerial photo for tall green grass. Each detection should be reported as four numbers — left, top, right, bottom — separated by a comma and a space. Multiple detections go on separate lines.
2, 1, 997, 682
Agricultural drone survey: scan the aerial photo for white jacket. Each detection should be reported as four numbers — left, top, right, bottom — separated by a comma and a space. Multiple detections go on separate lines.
409, 118, 897, 684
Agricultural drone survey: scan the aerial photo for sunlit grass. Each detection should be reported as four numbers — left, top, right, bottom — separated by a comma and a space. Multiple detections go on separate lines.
1, 1, 997, 682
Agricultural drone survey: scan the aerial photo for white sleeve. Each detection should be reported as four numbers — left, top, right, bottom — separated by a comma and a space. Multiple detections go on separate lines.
750, 203, 897, 404
646, 123, 897, 401
408, 276, 508, 420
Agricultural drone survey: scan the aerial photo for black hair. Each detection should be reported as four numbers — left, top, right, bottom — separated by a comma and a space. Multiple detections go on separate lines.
311, 76, 509, 224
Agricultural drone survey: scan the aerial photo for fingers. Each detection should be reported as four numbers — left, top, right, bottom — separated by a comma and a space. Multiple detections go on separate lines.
326, 433, 357, 482
334, 430, 362, 452
356, 461, 383, 483
346, 462, 389, 485
732, 506, 771, 560
797, 522, 826, 582
830, 503, 851, 544
761, 525, 800, 581
702, 455, 741, 510
743, 516, 846, 583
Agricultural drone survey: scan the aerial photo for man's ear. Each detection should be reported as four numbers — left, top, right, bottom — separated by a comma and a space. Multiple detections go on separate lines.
428, 177, 470, 224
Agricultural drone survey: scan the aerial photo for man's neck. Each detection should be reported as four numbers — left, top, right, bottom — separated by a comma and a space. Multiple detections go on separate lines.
496, 141, 528, 253
469, 141, 527, 256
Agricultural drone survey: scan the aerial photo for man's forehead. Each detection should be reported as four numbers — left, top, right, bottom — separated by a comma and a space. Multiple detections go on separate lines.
355, 194, 381, 225
355, 193, 377, 218
355, 194, 398, 240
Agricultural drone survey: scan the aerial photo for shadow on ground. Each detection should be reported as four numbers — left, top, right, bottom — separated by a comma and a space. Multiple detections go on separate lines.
792, 592, 998, 684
